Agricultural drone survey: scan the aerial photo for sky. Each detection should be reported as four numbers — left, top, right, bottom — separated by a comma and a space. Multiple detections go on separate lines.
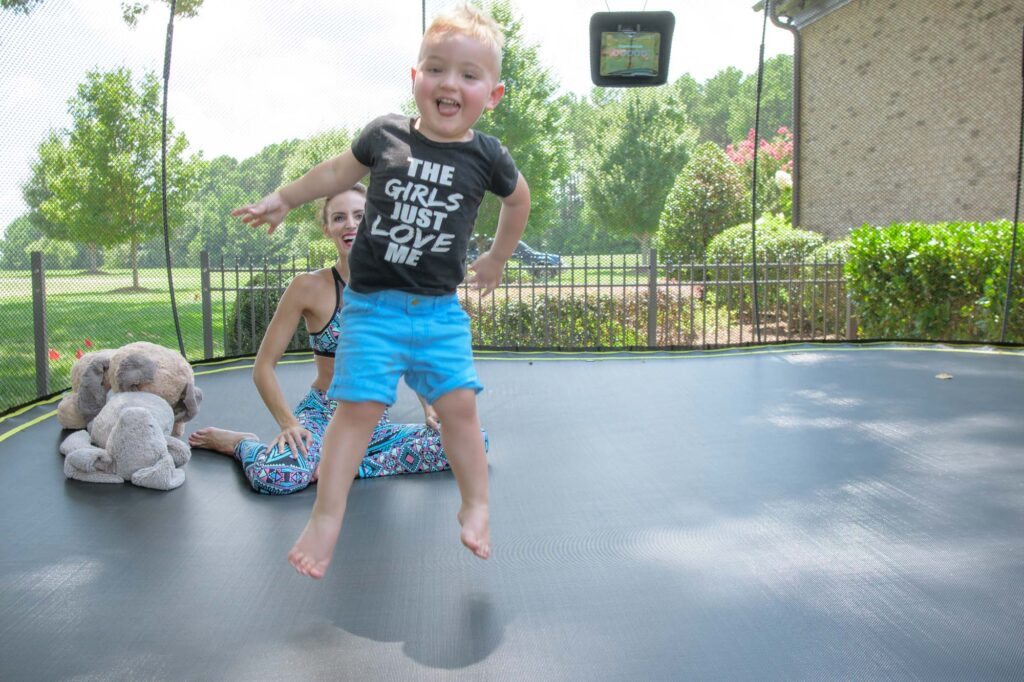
0, 0, 792, 235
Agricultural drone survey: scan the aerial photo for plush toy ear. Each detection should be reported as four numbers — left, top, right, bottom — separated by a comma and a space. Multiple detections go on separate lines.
175, 382, 203, 422
77, 355, 113, 422
116, 353, 157, 392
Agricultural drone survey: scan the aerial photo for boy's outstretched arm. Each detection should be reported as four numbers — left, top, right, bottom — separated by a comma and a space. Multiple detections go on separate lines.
231, 150, 370, 234
468, 173, 531, 296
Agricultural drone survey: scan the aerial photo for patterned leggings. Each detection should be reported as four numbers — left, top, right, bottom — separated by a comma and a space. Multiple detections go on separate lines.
233, 388, 488, 495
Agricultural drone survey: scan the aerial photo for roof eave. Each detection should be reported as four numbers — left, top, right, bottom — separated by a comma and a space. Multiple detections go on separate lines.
752, 0, 855, 30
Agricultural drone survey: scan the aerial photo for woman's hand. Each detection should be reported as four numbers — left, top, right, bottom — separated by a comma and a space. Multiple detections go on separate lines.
422, 404, 441, 432
272, 424, 312, 459
231, 191, 291, 234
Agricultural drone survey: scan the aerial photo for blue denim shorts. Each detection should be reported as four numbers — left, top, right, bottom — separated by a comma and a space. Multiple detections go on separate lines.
328, 287, 483, 405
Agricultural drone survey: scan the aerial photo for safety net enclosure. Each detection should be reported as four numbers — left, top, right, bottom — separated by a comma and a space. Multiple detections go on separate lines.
1, 1, 1023, 678
0, 0, 1020, 415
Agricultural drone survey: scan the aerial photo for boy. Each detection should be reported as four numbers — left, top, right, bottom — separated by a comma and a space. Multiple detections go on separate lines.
234, 3, 530, 579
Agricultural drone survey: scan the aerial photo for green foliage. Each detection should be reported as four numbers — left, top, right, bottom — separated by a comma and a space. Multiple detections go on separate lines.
0, 215, 41, 269
706, 214, 824, 267
583, 91, 698, 250
726, 55, 794, 145
27, 236, 78, 269
121, 0, 204, 27
465, 294, 642, 348
845, 221, 1024, 342
693, 67, 744, 147
29, 67, 203, 285
656, 142, 746, 263
704, 216, 839, 333
307, 239, 336, 270
225, 271, 308, 356
472, 1, 569, 247
186, 140, 300, 263
809, 238, 851, 263
281, 127, 356, 238
1, 0, 203, 21
464, 287, 721, 348
0, 0, 42, 14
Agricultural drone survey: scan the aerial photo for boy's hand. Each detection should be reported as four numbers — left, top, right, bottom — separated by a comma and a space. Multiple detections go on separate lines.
231, 191, 291, 234
466, 252, 506, 296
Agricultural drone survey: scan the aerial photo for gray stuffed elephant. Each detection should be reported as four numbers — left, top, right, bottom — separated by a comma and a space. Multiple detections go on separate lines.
59, 391, 191, 490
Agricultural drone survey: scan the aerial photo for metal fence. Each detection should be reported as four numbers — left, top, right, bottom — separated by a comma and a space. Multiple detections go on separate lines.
10, 249, 851, 415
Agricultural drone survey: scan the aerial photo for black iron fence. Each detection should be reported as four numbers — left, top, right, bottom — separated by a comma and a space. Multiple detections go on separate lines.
9, 249, 851, 415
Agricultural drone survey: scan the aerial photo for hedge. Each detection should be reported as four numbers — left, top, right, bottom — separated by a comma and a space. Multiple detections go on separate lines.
846, 220, 1023, 342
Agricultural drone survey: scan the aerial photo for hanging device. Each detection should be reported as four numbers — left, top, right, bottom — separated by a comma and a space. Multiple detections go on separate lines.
589, 11, 675, 87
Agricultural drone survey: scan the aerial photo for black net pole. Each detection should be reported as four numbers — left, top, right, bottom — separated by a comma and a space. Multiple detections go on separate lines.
161, 0, 186, 357
749, 0, 771, 344
1000, 25, 1024, 344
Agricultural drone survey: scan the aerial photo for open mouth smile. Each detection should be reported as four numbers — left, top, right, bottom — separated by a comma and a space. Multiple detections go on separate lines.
437, 97, 461, 115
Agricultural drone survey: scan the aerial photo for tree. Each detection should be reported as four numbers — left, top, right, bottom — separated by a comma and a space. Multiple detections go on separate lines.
726, 54, 793, 145
2, 0, 204, 24
0, 215, 41, 269
694, 67, 744, 147
470, 1, 569, 251
0, 0, 42, 14
185, 139, 301, 264
121, 0, 204, 27
582, 91, 698, 252
281, 128, 356, 242
656, 142, 746, 262
31, 67, 202, 288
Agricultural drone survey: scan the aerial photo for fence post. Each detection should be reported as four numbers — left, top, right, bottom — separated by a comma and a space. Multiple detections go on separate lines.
845, 291, 857, 340
200, 250, 213, 359
647, 247, 658, 347
31, 251, 49, 397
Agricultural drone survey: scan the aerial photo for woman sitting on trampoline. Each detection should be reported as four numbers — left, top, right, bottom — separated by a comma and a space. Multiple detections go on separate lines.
188, 184, 485, 494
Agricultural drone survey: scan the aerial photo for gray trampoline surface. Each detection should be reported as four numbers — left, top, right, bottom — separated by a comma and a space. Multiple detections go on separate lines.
1, 344, 1023, 681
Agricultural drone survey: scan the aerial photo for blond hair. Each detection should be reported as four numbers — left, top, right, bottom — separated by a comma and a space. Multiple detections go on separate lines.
319, 182, 367, 227
422, 3, 504, 75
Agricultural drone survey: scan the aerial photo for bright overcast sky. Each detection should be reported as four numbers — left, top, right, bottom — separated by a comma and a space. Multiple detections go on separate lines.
0, 0, 792, 234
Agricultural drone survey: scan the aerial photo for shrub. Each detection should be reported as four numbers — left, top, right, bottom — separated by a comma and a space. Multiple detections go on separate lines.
704, 216, 836, 332
809, 238, 851, 263
706, 214, 823, 265
846, 220, 1024, 342
307, 239, 335, 269
462, 288, 730, 349
225, 271, 308, 355
656, 142, 746, 264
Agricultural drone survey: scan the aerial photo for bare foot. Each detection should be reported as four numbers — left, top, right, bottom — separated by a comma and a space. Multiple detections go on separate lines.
287, 512, 342, 579
457, 504, 491, 559
187, 427, 257, 456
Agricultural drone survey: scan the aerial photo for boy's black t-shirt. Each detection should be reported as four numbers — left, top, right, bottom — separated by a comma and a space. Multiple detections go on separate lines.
348, 114, 520, 295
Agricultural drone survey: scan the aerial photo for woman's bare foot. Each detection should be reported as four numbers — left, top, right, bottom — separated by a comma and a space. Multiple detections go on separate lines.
288, 512, 342, 579
457, 504, 491, 559
187, 427, 257, 456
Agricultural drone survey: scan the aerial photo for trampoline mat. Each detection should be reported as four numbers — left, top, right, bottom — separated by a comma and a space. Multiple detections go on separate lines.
1, 344, 1023, 680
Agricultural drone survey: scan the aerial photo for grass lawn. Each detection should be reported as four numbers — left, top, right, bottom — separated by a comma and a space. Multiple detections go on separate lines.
0, 279, 234, 415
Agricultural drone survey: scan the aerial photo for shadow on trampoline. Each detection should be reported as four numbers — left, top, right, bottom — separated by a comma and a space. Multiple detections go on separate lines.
1, 343, 1022, 680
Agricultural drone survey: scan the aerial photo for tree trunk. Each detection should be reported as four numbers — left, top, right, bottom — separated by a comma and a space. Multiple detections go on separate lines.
131, 234, 139, 288
87, 244, 100, 273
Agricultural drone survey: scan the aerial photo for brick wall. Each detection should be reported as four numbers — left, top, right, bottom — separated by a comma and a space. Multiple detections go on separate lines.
799, 0, 1024, 237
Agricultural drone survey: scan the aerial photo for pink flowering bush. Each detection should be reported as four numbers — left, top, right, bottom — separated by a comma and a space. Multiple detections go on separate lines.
726, 127, 794, 224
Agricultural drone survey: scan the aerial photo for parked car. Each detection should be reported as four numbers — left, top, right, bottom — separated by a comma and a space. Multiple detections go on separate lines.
512, 240, 562, 268
466, 237, 562, 272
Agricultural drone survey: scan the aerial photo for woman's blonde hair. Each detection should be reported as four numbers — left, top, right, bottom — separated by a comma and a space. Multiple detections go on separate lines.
319, 182, 367, 227
421, 3, 504, 75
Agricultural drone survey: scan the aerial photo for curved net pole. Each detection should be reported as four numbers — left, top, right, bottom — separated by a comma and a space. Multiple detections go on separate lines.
161, 0, 186, 357
1000, 25, 1024, 344
749, 0, 771, 344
